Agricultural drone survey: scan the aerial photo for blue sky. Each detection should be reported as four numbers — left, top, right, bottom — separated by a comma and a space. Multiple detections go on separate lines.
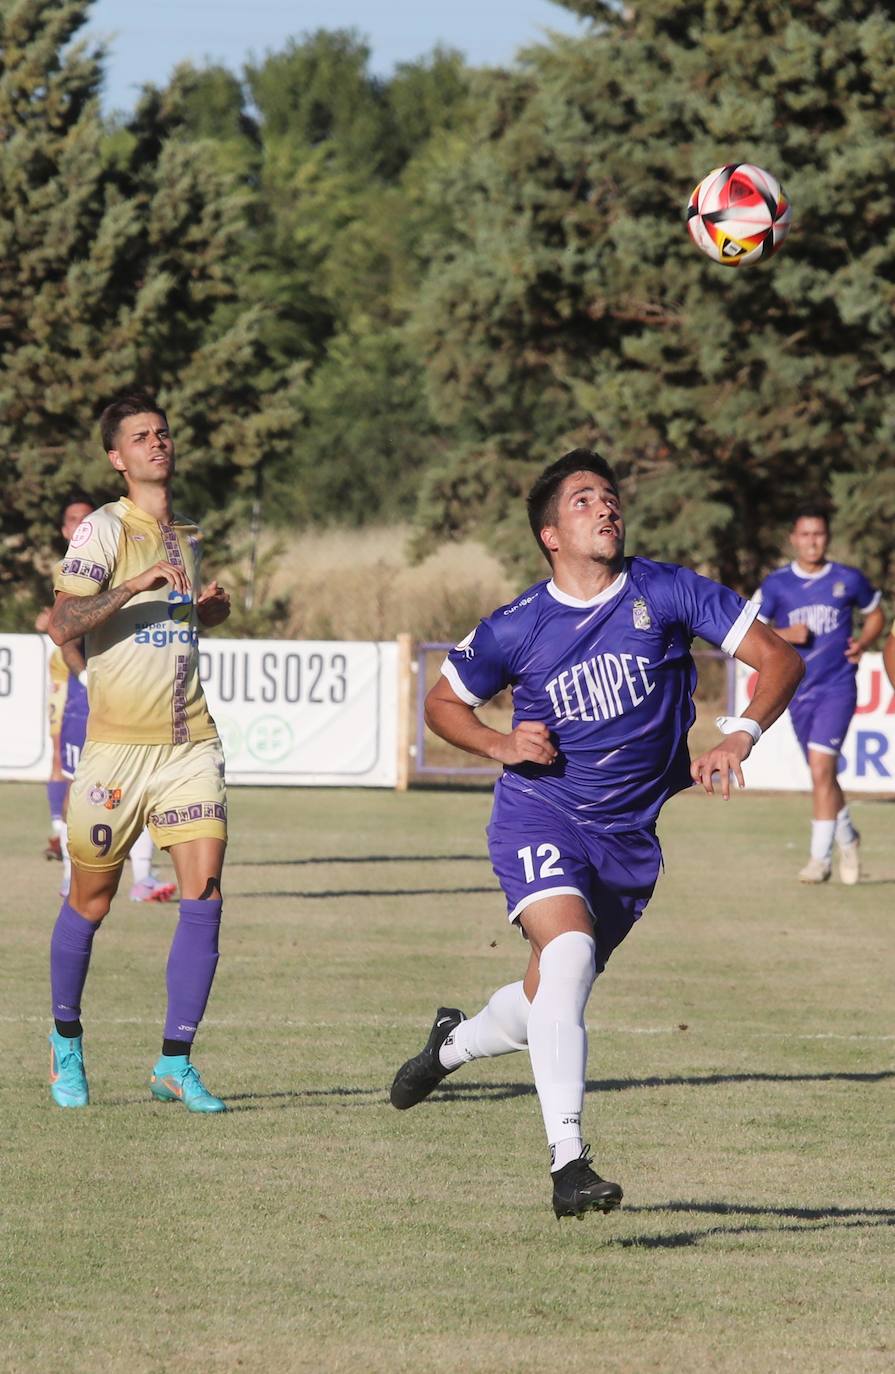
86, 0, 587, 113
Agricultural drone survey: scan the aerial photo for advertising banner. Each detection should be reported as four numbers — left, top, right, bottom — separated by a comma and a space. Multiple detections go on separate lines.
0, 635, 399, 787
735, 652, 895, 792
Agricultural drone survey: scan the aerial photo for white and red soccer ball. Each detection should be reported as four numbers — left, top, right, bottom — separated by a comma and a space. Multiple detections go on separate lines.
686, 163, 792, 266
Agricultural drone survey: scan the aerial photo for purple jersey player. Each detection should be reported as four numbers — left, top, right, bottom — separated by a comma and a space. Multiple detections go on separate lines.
389, 450, 803, 1220
754, 508, 883, 885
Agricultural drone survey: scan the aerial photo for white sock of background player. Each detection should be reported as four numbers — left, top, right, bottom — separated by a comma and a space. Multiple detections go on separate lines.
129, 827, 155, 885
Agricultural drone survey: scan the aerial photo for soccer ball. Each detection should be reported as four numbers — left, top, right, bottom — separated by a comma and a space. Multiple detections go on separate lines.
686, 163, 791, 266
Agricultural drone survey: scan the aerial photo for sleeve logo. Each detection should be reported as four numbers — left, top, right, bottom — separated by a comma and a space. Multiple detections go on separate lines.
69, 520, 94, 549
454, 629, 476, 659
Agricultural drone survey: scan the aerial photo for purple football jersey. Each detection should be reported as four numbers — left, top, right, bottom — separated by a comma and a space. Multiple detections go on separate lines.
754, 561, 879, 698
443, 557, 757, 831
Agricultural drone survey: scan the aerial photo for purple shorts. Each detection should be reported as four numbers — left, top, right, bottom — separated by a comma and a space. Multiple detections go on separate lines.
487, 780, 662, 971
60, 680, 88, 780
788, 687, 856, 759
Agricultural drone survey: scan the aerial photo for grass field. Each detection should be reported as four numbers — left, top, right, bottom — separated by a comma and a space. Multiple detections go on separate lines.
1, 782, 892, 1374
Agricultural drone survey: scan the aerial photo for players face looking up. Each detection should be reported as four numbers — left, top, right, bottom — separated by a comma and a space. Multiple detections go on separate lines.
527, 450, 624, 581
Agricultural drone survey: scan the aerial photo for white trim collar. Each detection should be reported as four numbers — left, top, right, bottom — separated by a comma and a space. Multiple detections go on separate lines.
791, 560, 831, 581
546, 568, 628, 608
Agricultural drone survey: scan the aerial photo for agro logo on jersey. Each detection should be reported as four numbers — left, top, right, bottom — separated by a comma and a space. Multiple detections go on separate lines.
632, 597, 652, 630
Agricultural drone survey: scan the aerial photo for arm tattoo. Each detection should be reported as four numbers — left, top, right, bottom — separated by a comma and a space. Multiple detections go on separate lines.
53, 584, 133, 642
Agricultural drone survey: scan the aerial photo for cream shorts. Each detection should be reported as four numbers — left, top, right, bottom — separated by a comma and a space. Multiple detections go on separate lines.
67, 738, 227, 871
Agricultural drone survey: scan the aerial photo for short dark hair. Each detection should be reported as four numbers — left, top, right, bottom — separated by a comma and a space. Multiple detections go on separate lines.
527, 449, 619, 563
99, 393, 168, 453
60, 488, 95, 518
791, 505, 830, 531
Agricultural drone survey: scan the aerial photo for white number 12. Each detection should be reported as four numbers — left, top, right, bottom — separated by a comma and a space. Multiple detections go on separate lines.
517, 843, 565, 883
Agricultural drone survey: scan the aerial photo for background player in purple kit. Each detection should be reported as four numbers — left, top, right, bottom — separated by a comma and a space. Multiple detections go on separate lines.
754, 508, 883, 884
389, 450, 803, 1220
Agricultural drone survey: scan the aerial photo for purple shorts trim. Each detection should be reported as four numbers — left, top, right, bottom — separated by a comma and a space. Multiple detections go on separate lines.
486, 782, 662, 971
789, 687, 856, 759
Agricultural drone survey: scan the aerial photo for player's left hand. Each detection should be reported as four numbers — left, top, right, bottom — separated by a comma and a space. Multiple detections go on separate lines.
196, 580, 231, 626
844, 637, 863, 663
690, 733, 752, 800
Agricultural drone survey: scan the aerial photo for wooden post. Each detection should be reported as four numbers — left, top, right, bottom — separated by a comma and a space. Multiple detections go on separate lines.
395, 632, 413, 791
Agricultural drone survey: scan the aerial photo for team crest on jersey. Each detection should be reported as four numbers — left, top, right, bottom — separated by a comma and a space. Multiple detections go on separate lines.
69, 520, 93, 549
832, 581, 846, 598
632, 597, 652, 630
89, 785, 122, 810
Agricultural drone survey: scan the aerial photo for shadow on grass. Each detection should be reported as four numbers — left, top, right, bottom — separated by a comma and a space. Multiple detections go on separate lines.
231, 886, 498, 899
611, 1199, 895, 1248
229, 854, 485, 868
103, 1068, 894, 1112
429, 1069, 895, 1104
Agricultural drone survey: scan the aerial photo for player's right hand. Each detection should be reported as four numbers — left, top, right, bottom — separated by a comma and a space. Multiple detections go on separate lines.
124, 561, 191, 597
493, 721, 557, 767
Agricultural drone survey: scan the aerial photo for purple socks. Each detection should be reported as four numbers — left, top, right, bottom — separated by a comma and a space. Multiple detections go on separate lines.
47, 780, 67, 822
50, 902, 98, 1021
163, 899, 223, 1043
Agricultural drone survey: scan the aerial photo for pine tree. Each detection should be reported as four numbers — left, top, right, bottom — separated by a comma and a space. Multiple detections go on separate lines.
411, 0, 895, 589
0, 0, 302, 618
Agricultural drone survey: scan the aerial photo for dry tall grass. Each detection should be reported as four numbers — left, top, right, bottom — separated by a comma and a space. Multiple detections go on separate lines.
243, 524, 515, 643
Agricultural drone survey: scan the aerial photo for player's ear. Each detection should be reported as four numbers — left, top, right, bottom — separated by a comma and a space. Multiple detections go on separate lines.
541, 524, 560, 554
107, 449, 125, 473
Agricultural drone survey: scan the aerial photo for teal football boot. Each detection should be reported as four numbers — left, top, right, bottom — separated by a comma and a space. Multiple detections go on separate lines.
150, 1055, 227, 1113
49, 1030, 89, 1108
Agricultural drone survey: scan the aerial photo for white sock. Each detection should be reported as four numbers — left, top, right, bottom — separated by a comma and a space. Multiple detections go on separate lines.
129, 827, 155, 884
835, 805, 858, 846
810, 820, 835, 862
526, 930, 597, 1173
439, 981, 529, 1070
52, 816, 67, 840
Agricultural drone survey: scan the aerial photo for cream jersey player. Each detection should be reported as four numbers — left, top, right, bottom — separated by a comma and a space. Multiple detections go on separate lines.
54, 497, 225, 869
45, 394, 232, 1117
54, 498, 218, 746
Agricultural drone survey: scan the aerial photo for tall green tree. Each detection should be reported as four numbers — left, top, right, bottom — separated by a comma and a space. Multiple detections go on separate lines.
411, 0, 895, 588
0, 0, 302, 617
158, 34, 472, 529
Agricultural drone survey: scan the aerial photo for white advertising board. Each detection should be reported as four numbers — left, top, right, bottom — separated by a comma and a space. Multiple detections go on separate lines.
199, 639, 398, 786
735, 653, 895, 792
0, 635, 399, 787
0, 635, 53, 779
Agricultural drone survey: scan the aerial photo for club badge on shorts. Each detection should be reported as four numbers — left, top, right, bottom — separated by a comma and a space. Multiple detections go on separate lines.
632, 597, 652, 630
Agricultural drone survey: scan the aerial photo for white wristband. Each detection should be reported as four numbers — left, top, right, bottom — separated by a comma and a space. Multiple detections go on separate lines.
715, 715, 761, 744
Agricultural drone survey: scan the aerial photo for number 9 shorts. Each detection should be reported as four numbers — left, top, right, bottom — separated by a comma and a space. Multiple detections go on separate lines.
486, 780, 662, 972
66, 738, 227, 871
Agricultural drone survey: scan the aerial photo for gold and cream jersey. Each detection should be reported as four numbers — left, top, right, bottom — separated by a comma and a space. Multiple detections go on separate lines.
53, 497, 218, 746
48, 644, 70, 685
